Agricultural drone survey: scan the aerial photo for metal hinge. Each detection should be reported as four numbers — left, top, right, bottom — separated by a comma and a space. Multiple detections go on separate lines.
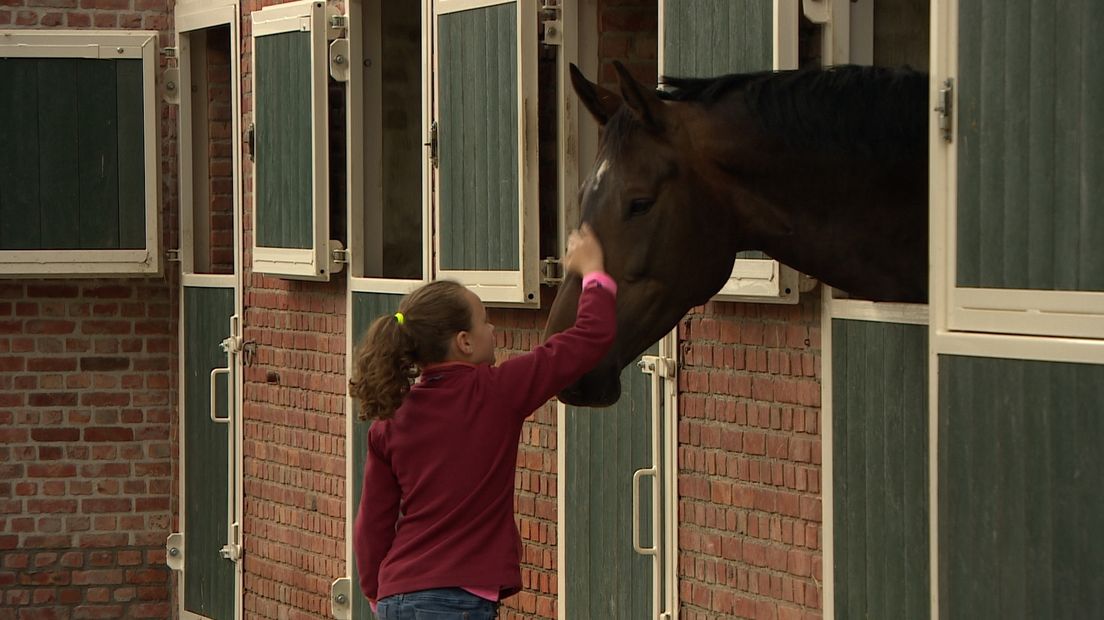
162, 46, 177, 59
219, 523, 241, 562
329, 38, 350, 82
426, 121, 439, 169
935, 78, 954, 143
330, 578, 352, 620
638, 355, 676, 379
162, 67, 180, 105
540, 257, 563, 286
540, 3, 562, 45
165, 248, 181, 263
328, 14, 346, 30
246, 123, 256, 162
331, 247, 350, 265
165, 533, 184, 571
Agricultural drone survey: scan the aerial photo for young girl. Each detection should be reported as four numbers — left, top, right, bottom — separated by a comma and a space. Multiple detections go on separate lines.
351, 225, 616, 619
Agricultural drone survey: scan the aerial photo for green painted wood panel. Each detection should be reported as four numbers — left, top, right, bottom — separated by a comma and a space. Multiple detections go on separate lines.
0, 58, 147, 251
116, 59, 146, 249
832, 320, 929, 620
38, 60, 82, 249
78, 60, 121, 249
438, 3, 520, 271
663, 0, 773, 77
957, 0, 1104, 291
350, 292, 403, 620
565, 345, 660, 618
255, 31, 313, 250
0, 59, 42, 250
183, 286, 235, 619
663, 0, 770, 263
938, 355, 1104, 618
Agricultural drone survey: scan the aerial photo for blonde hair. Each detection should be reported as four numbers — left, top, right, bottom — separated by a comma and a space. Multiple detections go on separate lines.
349, 281, 473, 420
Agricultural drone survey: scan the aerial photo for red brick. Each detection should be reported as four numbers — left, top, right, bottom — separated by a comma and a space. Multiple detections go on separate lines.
82, 427, 133, 442
27, 285, 78, 298
30, 428, 80, 443
79, 357, 129, 372
27, 464, 77, 478
28, 393, 78, 407
26, 320, 76, 334
80, 393, 130, 407
0, 428, 29, 443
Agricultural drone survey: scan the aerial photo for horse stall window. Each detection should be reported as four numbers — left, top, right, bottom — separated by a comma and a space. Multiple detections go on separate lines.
349, 0, 427, 284
431, 0, 540, 306
251, 1, 346, 281
180, 25, 235, 276
0, 30, 161, 277
659, 0, 800, 303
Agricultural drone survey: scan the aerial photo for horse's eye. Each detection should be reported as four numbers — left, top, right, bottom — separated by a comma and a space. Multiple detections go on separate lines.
627, 198, 655, 218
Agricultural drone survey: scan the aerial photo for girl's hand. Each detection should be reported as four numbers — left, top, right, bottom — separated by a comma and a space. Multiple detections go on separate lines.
564, 224, 605, 277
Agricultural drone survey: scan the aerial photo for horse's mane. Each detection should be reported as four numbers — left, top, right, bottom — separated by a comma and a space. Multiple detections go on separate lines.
657, 65, 928, 160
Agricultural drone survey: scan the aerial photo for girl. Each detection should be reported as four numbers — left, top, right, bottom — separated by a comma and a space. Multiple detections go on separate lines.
351, 225, 616, 619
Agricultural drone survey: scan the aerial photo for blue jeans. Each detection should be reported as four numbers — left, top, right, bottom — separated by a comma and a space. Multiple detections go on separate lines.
377, 588, 499, 620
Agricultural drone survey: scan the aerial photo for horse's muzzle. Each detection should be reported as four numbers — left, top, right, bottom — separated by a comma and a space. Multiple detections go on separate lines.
557, 366, 622, 408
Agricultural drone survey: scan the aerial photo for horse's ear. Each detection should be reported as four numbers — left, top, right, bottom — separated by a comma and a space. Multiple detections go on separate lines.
612, 60, 665, 131
570, 63, 621, 126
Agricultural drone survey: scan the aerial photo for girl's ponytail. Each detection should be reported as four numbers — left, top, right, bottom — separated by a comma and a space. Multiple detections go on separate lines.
349, 280, 473, 420
350, 313, 417, 420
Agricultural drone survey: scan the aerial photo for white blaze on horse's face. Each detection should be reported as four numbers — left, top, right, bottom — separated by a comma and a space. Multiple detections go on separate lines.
584, 157, 610, 196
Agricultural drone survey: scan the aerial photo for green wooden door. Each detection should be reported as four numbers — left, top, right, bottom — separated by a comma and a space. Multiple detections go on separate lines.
183, 286, 236, 619
832, 320, 929, 619
349, 292, 403, 620
564, 345, 667, 618
938, 355, 1104, 617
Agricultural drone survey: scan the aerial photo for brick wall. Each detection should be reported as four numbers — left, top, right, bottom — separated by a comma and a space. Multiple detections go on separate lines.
0, 2, 178, 618
206, 25, 236, 275
237, 1, 348, 616
677, 298, 823, 620
0, 280, 176, 620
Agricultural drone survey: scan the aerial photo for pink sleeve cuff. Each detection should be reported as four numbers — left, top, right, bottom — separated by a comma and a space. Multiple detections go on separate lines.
582, 271, 617, 296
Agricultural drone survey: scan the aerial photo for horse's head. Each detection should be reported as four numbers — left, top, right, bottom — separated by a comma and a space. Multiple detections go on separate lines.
546, 63, 787, 407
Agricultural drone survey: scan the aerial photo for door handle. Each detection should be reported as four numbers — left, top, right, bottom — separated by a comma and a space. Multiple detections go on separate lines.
632, 467, 658, 556
209, 367, 230, 424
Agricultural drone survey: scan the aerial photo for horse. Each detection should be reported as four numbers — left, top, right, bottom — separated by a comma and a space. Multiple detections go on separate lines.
545, 61, 929, 407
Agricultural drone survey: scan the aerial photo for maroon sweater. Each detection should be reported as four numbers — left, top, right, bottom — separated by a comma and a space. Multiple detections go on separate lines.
354, 277, 616, 602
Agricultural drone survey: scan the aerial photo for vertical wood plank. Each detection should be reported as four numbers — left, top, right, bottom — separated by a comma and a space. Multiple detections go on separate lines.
37, 59, 82, 249
0, 59, 43, 250
115, 58, 146, 249
77, 59, 121, 249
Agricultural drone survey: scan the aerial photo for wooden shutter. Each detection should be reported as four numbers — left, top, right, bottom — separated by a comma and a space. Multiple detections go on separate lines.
432, 0, 539, 305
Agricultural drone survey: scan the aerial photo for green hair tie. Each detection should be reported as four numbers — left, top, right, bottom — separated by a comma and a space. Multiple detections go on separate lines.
394, 312, 405, 325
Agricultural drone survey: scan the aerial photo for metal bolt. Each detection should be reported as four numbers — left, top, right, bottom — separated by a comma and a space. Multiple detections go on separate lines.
334, 593, 348, 605
166, 81, 177, 92
169, 547, 179, 557
117, 47, 124, 54
334, 54, 346, 65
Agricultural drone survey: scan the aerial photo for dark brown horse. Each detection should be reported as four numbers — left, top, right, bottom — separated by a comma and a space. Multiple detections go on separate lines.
546, 61, 928, 407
